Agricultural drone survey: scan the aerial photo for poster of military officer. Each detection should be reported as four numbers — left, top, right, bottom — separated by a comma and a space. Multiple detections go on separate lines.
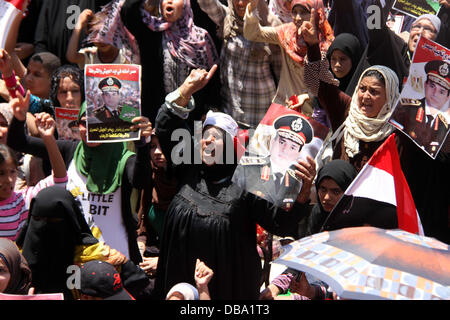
233, 103, 329, 209
389, 37, 449, 158
84, 64, 141, 142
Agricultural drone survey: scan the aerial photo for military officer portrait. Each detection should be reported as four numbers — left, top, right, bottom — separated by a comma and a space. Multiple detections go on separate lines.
234, 114, 314, 209
391, 59, 449, 157
93, 76, 130, 127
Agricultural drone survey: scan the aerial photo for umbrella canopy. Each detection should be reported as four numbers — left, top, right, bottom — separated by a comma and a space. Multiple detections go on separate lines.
273, 226, 450, 300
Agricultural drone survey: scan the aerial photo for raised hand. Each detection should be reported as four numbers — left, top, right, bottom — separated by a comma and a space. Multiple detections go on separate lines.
9, 89, 30, 121
0, 49, 13, 78
194, 259, 214, 288
182, 64, 218, 97
75, 9, 94, 31
247, 0, 259, 12
35, 112, 56, 138
130, 116, 152, 136
300, 8, 319, 45
439, 0, 450, 9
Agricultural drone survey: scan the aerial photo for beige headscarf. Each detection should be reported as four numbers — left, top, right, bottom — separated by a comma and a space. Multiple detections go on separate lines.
343, 65, 399, 158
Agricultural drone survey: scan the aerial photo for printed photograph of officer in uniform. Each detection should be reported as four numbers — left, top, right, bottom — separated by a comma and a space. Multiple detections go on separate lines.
233, 114, 314, 209
390, 59, 449, 157
93, 76, 131, 127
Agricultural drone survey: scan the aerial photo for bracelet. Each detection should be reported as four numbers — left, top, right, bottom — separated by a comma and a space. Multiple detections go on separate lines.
178, 88, 189, 101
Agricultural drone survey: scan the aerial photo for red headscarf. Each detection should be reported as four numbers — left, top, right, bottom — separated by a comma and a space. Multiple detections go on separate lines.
276, 0, 334, 65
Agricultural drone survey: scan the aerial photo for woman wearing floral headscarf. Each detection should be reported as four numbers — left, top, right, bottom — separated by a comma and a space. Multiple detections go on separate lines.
140, 0, 219, 94
120, 0, 219, 122
244, 0, 334, 117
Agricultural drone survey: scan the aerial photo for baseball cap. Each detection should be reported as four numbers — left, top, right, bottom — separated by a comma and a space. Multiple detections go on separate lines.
80, 260, 134, 300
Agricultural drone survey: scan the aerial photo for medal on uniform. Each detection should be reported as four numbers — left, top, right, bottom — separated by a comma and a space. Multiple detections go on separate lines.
261, 165, 270, 181
416, 108, 424, 122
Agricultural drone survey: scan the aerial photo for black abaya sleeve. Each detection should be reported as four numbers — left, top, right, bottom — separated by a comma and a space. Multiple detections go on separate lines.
345, 1, 410, 95
155, 103, 196, 182
121, 0, 165, 123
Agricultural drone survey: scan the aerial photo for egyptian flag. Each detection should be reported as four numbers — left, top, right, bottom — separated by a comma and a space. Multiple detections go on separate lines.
0, 0, 27, 49
321, 133, 424, 235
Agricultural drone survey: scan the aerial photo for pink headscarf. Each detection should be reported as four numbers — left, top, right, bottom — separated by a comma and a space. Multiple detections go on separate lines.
140, 0, 218, 70
275, 0, 334, 65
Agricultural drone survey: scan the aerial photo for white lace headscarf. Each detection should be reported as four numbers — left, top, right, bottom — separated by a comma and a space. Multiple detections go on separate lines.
343, 65, 399, 158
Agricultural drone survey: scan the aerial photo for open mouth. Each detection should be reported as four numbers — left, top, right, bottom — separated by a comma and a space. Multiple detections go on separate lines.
203, 148, 216, 157
165, 6, 174, 14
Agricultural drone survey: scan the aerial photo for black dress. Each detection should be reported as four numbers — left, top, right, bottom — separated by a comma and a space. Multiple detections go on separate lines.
153, 103, 309, 300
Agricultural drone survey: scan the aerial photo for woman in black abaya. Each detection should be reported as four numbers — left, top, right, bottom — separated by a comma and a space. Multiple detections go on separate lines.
153, 66, 316, 300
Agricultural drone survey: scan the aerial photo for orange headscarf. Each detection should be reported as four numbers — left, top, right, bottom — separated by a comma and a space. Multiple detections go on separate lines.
276, 0, 334, 65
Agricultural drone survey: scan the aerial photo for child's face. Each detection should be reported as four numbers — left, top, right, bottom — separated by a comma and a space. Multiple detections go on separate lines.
25, 60, 52, 99
57, 77, 82, 109
94, 42, 116, 53
0, 157, 17, 201
330, 49, 353, 79
150, 135, 167, 169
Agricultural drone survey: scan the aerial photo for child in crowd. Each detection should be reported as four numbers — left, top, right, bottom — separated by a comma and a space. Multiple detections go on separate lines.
0, 91, 67, 241
66, 8, 133, 69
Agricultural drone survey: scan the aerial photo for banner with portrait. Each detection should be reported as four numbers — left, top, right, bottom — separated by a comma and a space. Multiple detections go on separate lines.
55, 107, 80, 141
232, 103, 329, 209
84, 64, 141, 143
389, 36, 449, 159
393, 0, 442, 18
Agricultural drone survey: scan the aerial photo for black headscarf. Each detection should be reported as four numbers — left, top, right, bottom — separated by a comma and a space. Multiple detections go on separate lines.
326, 33, 362, 92
327, 0, 371, 48
17, 186, 98, 298
344, 1, 409, 95
303, 160, 358, 237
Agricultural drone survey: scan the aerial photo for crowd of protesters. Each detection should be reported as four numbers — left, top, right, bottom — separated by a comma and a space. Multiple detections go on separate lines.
0, 0, 448, 300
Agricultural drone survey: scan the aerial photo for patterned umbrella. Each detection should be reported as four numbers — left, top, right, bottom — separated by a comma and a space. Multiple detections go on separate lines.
273, 226, 450, 300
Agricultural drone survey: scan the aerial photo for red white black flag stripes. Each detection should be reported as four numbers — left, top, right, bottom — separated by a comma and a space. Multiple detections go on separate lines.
0, 0, 27, 48
321, 133, 424, 235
